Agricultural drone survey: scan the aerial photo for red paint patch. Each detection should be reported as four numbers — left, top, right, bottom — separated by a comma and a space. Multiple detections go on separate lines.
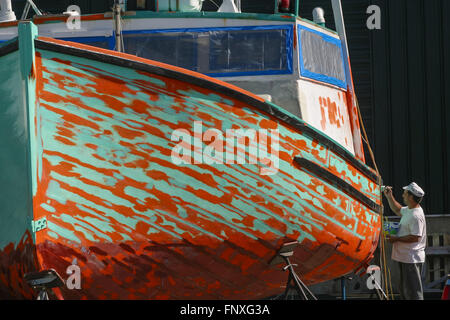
113, 125, 145, 140
0, 231, 39, 299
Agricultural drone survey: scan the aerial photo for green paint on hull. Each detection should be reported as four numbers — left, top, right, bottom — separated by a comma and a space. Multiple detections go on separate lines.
0, 50, 33, 249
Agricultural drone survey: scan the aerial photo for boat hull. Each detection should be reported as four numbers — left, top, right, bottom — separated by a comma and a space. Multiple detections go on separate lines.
0, 33, 381, 299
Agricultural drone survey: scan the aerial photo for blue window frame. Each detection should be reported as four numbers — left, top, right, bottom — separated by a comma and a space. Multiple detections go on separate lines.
298, 24, 347, 88
122, 25, 293, 77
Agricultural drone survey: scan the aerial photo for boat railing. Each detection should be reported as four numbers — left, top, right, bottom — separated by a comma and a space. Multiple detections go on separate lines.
130, 0, 300, 16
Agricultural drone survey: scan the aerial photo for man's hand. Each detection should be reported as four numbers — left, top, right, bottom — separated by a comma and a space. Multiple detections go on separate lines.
383, 186, 393, 198
382, 186, 402, 216
386, 234, 398, 243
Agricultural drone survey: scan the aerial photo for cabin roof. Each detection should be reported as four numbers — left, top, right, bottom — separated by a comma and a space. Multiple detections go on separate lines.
0, 10, 338, 36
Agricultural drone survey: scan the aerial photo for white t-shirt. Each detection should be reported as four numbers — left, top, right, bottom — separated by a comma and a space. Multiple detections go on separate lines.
392, 206, 427, 263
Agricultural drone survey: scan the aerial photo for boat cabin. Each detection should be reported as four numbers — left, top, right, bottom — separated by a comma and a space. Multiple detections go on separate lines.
0, 0, 364, 160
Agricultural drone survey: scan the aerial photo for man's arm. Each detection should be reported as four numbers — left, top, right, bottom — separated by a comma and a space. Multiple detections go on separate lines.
383, 187, 402, 216
387, 234, 420, 243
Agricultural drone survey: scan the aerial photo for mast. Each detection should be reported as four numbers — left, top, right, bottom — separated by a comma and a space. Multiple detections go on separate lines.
113, 1, 124, 52
331, 0, 365, 162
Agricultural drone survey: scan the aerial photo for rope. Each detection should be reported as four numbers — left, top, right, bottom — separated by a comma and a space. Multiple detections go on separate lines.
354, 94, 394, 300
207, 0, 221, 9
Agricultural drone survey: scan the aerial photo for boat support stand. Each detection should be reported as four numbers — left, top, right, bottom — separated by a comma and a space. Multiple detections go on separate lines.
270, 241, 317, 300
24, 269, 65, 300
372, 278, 388, 300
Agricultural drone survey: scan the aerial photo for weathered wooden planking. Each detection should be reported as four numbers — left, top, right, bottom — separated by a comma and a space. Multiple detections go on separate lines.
0, 29, 381, 299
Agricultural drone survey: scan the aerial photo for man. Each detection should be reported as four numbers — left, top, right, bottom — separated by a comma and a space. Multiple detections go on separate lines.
383, 182, 427, 300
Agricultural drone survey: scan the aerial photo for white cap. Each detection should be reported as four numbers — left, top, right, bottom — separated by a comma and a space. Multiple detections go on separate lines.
403, 182, 425, 197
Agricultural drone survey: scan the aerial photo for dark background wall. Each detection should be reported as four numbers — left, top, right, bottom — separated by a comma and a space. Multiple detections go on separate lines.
11, 0, 115, 15
301, 0, 450, 216
370, 0, 450, 216
10, 0, 450, 215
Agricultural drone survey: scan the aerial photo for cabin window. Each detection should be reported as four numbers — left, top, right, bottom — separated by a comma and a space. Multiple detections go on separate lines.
208, 28, 291, 76
298, 25, 346, 88
123, 32, 198, 71
122, 25, 293, 77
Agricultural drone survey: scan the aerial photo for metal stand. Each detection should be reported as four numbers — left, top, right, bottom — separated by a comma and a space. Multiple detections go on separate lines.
373, 279, 388, 300
281, 255, 317, 300
269, 241, 317, 300
341, 276, 346, 300
37, 289, 50, 300
365, 268, 387, 300
24, 269, 64, 300
20, 0, 42, 20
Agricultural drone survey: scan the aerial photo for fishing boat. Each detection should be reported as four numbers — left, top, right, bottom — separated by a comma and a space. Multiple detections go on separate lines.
0, 0, 382, 299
